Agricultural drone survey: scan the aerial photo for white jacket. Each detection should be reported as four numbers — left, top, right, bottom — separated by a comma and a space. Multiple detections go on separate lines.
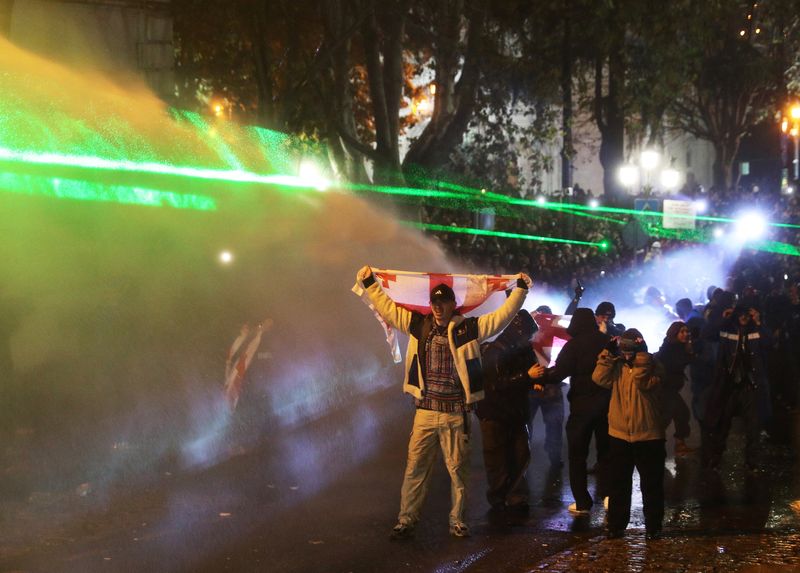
363, 276, 527, 404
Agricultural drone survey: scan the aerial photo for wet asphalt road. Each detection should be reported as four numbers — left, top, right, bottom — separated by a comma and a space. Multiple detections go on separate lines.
2, 384, 800, 573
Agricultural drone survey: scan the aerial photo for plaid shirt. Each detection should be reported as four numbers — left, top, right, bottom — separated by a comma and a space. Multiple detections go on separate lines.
415, 324, 472, 413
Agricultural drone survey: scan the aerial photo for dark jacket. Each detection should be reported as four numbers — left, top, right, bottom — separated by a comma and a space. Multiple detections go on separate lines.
655, 324, 693, 391
705, 316, 770, 426
715, 319, 770, 389
476, 311, 538, 423
545, 308, 610, 403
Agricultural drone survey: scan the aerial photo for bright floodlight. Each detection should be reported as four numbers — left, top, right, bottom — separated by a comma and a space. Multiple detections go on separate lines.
694, 199, 708, 213
734, 212, 768, 241
589, 198, 600, 209
219, 250, 234, 264
786, 186, 794, 195
536, 195, 546, 204
618, 165, 639, 187
660, 168, 681, 190
640, 150, 661, 171
713, 227, 724, 239
298, 160, 331, 191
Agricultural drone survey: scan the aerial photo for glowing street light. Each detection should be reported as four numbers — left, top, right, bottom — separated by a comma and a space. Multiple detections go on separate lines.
734, 211, 768, 241
782, 102, 800, 181
588, 198, 600, 209
640, 150, 661, 171
660, 167, 681, 191
618, 164, 640, 189
219, 250, 234, 264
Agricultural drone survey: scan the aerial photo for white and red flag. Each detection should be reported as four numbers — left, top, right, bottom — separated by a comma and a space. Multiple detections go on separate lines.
531, 313, 571, 367
353, 268, 519, 362
223, 325, 264, 410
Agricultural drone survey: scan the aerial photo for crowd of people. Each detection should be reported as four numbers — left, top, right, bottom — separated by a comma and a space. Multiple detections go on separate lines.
355, 184, 800, 541
422, 185, 800, 306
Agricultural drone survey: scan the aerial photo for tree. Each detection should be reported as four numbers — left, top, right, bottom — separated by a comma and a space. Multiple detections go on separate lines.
172, 1, 566, 189
401, 0, 486, 176
668, 0, 791, 189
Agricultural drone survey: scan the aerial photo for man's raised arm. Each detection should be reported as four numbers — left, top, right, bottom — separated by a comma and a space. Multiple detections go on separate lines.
476, 273, 531, 341
357, 265, 414, 334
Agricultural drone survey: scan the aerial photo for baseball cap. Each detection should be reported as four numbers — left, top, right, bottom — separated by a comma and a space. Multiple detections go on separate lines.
430, 283, 456, 303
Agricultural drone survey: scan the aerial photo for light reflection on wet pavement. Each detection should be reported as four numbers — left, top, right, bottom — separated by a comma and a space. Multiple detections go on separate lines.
1, 386, 799, 572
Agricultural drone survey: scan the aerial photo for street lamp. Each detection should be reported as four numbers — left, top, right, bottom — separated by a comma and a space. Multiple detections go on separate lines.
782, 102, 800, 181
640, 150, 661, 171
660, 167, 681, 191
618, 164, 640, 191
639, 150, 661, 192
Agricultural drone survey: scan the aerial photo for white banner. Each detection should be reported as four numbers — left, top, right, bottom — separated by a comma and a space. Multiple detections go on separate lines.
662, 199, 696, 230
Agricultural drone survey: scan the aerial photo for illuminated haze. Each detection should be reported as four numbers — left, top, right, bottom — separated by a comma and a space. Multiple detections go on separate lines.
0, 37, 453, 496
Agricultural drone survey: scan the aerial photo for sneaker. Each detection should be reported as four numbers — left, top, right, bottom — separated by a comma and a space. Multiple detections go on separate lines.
389, 522, 414, 540
449, 522, 470, 537
568, 502, 590, 515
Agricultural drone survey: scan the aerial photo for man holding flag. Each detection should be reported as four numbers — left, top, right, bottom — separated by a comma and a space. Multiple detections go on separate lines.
356, 265, 531, 539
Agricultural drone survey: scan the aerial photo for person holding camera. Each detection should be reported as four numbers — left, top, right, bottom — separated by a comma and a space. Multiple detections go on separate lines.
592, 328, 665, 540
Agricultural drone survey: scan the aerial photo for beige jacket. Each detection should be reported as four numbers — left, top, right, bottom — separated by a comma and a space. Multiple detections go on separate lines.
592, 349, 664, 442
363, 277, 527, 404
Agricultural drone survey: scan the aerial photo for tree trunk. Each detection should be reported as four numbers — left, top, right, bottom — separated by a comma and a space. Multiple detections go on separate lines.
249, 2, 279, 129
595, 52, 625, 203
320, 0, 369, 182
361, 0, 407, 184
712, 138, 739, 191
402, 0, 484, 175
560, 0, 573, 190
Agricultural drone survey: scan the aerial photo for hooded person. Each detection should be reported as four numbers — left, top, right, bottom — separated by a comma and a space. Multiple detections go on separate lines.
530, 307, 610, 513
593, 328, 666, 539
655, 322, 695, 456
477, 310, 543, 511
595, 301, 625, 337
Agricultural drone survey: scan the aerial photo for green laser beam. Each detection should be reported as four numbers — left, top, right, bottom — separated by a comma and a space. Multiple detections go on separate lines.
544, 204, 627, 225
0, 147, 312, 189
394, 175, 800, 231
0, 173, 217, 210
403, 221, 608, 249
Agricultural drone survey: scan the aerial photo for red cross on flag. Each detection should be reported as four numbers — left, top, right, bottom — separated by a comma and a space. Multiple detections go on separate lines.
353, 268, 519, 362
531, 313, 571, 367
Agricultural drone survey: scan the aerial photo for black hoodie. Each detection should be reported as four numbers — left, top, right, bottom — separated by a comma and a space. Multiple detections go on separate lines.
476, 310, 538, 423
546, 308, 610, 402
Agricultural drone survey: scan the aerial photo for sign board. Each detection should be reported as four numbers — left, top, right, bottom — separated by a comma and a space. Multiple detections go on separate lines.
634, 198, 660, 213
662, 199, 696, 229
